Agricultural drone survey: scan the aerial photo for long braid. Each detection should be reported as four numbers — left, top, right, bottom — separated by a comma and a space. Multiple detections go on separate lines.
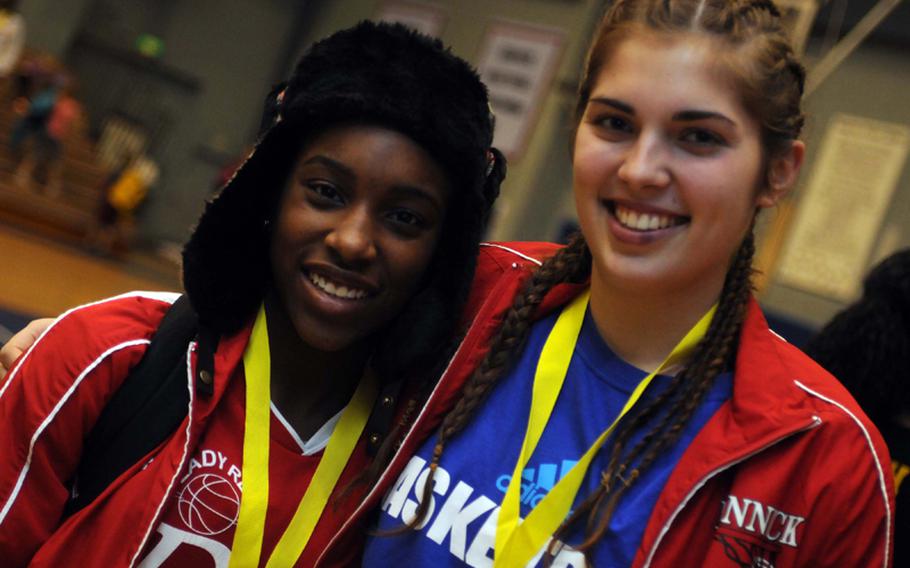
541, 230, 756, 564
406, 234, 592, 528
621, 229, 755, 475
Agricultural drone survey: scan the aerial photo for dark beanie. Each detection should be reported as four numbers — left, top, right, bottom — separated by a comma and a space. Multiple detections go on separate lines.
182, 21, 505, 379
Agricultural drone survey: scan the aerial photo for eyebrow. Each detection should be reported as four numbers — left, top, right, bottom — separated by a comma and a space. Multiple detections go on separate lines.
589, 97, 736, 126
299, 155, 355, 181
672, 109, 736, 126
589, 97, 634, 115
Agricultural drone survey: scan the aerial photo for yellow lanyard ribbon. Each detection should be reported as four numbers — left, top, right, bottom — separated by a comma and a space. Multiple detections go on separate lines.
494, 290, 716, 566
229, 306, 378, 567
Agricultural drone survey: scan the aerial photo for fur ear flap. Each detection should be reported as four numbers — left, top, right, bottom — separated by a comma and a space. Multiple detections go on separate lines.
371, 285, 454, 384
483, 147, 507, 217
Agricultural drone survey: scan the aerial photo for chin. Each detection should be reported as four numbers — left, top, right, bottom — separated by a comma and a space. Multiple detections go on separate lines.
291, 319, 364, 353
594, 254, 681, 291
312, 334, 365, 353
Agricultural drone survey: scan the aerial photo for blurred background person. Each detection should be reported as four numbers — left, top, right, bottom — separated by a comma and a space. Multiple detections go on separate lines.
805, 248, 910, 568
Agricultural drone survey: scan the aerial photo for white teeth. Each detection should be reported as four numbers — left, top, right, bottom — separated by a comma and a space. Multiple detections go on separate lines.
614, 204, 678, 232
308, 273, 368, 300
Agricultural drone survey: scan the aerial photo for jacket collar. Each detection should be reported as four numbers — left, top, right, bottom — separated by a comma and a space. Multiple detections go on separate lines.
728, 298, 819, 435
188, 318, 256, 425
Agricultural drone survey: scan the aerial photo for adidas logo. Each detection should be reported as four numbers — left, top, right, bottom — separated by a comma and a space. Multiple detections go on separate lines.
495, 460, 578, 507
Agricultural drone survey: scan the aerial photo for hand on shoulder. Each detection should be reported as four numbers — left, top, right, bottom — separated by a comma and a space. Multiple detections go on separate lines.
0, 318, 54, 382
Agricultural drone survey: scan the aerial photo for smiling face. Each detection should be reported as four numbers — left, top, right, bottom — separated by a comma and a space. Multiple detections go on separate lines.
573, 31, 788, 305
269, 124, 451, 352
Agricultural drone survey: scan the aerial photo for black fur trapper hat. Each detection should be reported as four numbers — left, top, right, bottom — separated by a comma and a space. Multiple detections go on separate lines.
182, 21, 505, 381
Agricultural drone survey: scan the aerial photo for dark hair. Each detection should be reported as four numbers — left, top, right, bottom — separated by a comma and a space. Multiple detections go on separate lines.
805, 249, 910, 430
405, 1, 805, 560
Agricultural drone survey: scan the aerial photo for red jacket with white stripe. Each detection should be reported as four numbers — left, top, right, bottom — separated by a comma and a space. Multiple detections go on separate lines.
0, 243, 895, 567
317, 242, 895, 567
0, 291, 372, 567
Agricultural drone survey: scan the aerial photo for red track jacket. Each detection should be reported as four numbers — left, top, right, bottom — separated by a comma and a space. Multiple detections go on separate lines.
0, 243, 894, 567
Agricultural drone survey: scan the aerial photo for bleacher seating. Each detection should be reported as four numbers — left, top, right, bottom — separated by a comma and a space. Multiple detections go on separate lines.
0, 82, 110, 242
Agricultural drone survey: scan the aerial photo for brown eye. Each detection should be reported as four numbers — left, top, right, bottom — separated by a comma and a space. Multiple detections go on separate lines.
388, 209, 420, 226
680, 128, 726, 147
306, 181, 344, 206
600, 115, 633, 133
385, 207, 430, 239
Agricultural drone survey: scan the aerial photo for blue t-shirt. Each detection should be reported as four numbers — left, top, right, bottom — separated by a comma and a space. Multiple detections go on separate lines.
363, 307, 731, 567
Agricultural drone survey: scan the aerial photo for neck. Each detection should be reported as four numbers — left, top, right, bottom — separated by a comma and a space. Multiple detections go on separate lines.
263, 292, 372, 439
587, 268, 724, 373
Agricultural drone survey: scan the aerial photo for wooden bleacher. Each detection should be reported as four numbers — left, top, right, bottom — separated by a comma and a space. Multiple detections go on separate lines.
0, 87, 110, 243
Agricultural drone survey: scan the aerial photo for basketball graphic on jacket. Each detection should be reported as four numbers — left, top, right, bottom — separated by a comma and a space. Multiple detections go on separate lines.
177, 473, 241, 536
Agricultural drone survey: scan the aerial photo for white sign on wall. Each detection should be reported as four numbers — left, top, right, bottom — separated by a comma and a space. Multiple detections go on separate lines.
375, 1, 447, 37
476, 20, 564, 161
776, 113, 910, 300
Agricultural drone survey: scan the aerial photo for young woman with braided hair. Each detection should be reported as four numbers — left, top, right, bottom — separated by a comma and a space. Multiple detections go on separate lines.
353, 0, 894, 566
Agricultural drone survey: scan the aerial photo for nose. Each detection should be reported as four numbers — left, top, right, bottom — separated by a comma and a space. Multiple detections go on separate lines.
617, 133, 671, 190
324, 206, 378, 265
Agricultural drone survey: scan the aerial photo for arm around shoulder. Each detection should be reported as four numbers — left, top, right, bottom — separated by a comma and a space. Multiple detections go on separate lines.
0, 318, 54, 383
0, 294, 171, 564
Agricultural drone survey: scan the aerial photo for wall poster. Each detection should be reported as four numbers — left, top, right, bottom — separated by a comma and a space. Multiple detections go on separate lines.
776, 113, 910, 300
475, 20, 565, 161
375, 1, 447, 37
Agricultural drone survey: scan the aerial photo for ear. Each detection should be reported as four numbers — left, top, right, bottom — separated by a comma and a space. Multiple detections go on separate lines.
757, 140, 805, 208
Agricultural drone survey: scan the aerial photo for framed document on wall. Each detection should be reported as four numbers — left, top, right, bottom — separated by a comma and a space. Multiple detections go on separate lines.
775, 113, 910, 300
475, 20, 565, 161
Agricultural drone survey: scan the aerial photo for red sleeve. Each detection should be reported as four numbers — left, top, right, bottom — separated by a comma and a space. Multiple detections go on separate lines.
798, 408, 895, 567
0, 294, 173, 565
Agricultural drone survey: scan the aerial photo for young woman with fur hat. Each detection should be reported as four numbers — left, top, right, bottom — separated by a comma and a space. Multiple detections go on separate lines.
0, 21, 506, 566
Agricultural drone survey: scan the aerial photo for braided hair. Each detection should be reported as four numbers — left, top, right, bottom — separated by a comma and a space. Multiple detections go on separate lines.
403, 0, 806, 560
